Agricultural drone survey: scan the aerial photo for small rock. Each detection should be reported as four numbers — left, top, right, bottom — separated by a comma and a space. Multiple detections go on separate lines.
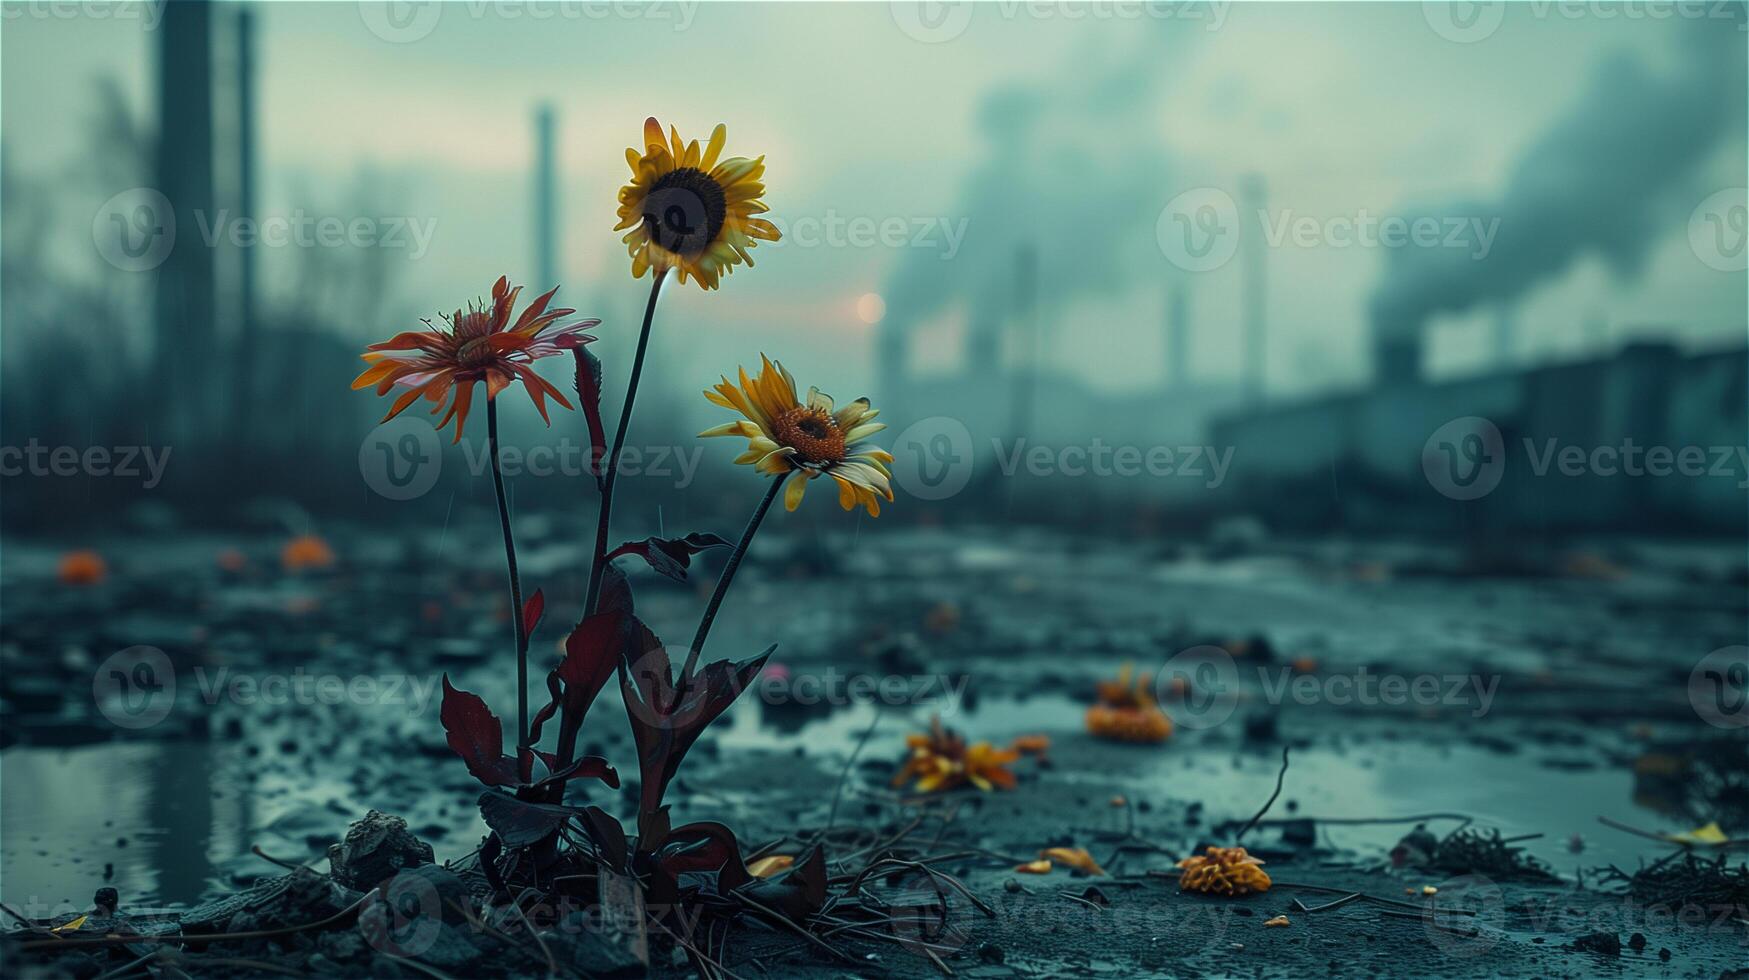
93, 887, 118, 916
978, 942, 1006, 964
328, 810, 435, 891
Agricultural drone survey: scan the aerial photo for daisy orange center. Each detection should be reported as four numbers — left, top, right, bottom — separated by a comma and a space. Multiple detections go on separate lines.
643, 167, 727, 257
772, 406, 846, 465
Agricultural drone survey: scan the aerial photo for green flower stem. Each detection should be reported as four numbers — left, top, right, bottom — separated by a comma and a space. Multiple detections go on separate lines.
674, 473, 786, 702
486, 394, 530, 780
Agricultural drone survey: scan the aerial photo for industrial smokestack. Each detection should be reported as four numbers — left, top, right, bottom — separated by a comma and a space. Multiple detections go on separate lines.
1369, 10, 1744, 381
154, 0, 216, 443
1165, 280, 1188, 388
229, 5, 258, 451
1010, 244, 1039, 440
1241, 174, 1266, 404
534, 103, 558, 290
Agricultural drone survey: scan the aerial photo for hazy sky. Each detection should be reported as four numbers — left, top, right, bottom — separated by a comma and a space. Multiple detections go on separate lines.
4, 1, 1744, 405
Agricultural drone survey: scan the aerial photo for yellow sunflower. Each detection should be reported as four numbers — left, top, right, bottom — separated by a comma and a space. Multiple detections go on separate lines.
699, 356, 894, 516
615, 117, 779, 290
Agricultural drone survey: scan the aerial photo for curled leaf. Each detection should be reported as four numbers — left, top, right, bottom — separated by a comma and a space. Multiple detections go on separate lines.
572, 346, 607, 482
607, 533, 732, 583
747, 855, 795, 879
1041, 847, 1106, 876
1666, 822, 1730, 846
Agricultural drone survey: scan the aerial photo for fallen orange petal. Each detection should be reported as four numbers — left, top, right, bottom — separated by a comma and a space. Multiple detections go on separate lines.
1264, 915, 1290, 928
1014, 859, 1053, 874
1041, 847, 1106, 876
747, 855, 794, 879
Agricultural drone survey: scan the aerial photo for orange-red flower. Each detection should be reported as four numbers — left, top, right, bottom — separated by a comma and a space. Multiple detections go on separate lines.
1176, 846, 1271, 896
1085, 664, 1172, 743
352, 276, 598, 442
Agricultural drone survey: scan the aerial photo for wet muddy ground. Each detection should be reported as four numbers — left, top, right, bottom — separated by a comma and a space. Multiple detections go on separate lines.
2, 523, 1745, 976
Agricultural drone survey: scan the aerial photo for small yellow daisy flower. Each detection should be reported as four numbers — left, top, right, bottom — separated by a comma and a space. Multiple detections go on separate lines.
699, 356, 893, 516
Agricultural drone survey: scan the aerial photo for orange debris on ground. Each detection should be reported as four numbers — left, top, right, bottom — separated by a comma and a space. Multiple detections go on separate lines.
1176, 846, 1272, 896
281, 534, 336, 572
1085, 664, 1172, 743
56, 550, 107, 586
892, 717, 1042, 794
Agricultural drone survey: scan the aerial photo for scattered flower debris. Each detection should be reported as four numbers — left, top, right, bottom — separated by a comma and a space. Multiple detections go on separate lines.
747, 855, 795, 878
56, 550, 107, 586
280, 534, 335, 572
1264, 914, 1291, 927
1040, 847, 1106, 876
1085, 664, 1172, 743
1177, 846, 1273, 896
892, 717, 1037, 793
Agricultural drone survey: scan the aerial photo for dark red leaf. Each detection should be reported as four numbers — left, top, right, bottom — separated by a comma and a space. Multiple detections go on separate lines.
572, 346, 607, 482
522, 588, 545, 636
530, 754, 619, 791
478, 791, 580, 848
621, 625, 774, 818
440, 676, 519, 787
657, 821, 751, 893
606, 532, 732, 583
580, 806, 630, 870
598, 561, 635, 617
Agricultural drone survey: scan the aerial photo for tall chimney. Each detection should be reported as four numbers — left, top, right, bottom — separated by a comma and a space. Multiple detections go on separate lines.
1493, 302, 1515, 369
154, 0, 216, 443
1240, 174, 1266, 406
229, 5, 258, 451
534, 103, 558, 289
1010, 244, 1039, 439
1165, 280, 1188, 388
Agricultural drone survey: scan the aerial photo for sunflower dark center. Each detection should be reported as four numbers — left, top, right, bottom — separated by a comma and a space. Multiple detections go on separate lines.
772, 406, 846, 465
643, 167, 727, 257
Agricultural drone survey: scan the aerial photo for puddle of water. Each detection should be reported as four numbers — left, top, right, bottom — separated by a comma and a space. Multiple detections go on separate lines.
723, 692, 1676, 873
0, 689, 1696, 914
